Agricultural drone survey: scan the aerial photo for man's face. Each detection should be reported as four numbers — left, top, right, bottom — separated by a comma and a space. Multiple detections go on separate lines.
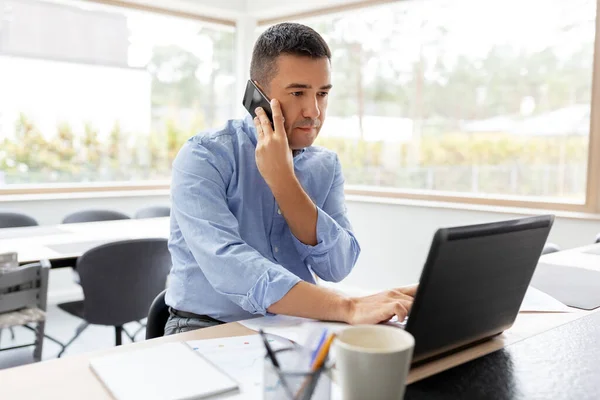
262, 54, 331, 150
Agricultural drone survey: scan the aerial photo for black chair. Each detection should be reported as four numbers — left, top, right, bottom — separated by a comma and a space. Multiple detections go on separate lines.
145, 289, 169, 340
541, 243, 561, 255
0, 211, 40, 341
0, 212, 38, 229
135, 206, 170, 219
56, 238, 171, 357
62, 209, 130, 224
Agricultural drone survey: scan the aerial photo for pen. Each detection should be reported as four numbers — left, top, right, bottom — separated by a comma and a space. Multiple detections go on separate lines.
295, 333, 336, 399
310, 333, 336, 371
259, 329, 295, 399
259, 329, 280, 368
309, 329, 328, 367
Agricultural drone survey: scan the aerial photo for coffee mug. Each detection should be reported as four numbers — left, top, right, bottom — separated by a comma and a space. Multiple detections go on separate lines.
334, 325, 414, 400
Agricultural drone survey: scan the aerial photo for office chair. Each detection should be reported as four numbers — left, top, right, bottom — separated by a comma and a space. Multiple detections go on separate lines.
541, 243, 561, 255
61, 209, 130, 224
145, 289, 169, 340
0, 211, 38, 229
0, 211, 40, 341
134, 206, 170, 219
0, 260, 64, 361
56, 239, 171, 357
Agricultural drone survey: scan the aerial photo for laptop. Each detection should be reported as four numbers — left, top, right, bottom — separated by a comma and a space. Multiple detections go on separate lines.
399, 215, 554, 363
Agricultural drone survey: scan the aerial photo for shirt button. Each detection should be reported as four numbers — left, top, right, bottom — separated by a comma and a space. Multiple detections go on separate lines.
277, 209, 282, 215
274, 247, 279, 253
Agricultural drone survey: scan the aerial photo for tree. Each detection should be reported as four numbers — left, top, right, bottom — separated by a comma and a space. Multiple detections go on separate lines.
82, 122, 103, 177
147, 45, 203, 109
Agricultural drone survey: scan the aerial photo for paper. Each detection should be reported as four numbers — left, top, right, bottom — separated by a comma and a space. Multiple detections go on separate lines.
519, 286, 573, 313
186, 334, 293, 399
238, 316, 349, 346
187, 334, 343, 400
89, 342, 239, 400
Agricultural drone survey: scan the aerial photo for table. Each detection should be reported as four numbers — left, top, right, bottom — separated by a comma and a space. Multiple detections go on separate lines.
406, 309, 600, 399
0, 218, 169, 267
0, 309, 597, 399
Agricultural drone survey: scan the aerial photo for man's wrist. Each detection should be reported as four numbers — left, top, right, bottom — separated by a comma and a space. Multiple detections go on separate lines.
269, 173, 301, 199
339, 295, 355, 324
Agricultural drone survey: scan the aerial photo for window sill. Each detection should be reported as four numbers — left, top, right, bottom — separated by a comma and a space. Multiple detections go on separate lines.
345, 194, 600, 222
1, 186, 599, 222
0, 189, 170, 203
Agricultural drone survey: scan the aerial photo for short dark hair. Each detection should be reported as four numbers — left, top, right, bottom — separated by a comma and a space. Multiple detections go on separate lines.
250, 22, 331, 89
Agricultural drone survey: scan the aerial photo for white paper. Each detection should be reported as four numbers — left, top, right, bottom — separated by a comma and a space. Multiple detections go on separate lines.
186, 334, 292, 399
519, 286, 573, 313
187, 334, 343, 399
238, 315, 350, 347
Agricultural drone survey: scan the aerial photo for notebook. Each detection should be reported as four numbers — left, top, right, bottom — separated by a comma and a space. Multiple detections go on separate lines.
89, 342, 239, 400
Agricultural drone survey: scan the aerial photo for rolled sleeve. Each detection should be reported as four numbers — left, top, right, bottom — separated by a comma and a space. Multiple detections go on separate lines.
291, 156, 361, 282
293, 207, 344, 260
244, 269, 301, 315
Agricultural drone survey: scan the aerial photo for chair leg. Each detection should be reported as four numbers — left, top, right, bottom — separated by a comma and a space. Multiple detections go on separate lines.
20, 324, 66, 353
57, 321, 90, 358
115, 326, 123, 346
130, 320, 146, 341
33, 321, 45, 362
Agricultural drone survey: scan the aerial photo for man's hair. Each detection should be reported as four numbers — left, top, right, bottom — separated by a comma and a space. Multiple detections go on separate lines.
250, 22, 331, 88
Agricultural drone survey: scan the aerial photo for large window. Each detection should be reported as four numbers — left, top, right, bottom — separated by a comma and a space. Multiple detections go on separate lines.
282, 0, 596, 204
0, 0, 235, 187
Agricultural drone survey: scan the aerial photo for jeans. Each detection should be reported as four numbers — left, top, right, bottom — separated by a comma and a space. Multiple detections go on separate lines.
163, 310, 224, 335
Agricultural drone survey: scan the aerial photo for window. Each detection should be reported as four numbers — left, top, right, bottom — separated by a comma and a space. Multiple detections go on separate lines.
0, 0, 235, 187
279, 0, 596, 205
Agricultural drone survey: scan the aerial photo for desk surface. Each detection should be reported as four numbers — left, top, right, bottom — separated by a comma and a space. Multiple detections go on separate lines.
0, 218, 169, 265
0, 310, 596, 400
406, 309, 600, 400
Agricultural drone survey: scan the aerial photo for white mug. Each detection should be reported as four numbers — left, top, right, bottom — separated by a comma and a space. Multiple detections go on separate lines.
334, 325, 414, 400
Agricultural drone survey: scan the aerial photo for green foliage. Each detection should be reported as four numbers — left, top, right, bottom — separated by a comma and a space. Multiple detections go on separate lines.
317, 134, 588, 168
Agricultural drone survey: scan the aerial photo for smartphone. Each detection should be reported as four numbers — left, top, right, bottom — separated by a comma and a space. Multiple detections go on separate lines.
242, 79, 273, 126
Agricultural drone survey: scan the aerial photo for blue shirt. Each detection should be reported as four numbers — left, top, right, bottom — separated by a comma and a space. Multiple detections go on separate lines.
165, 116, 361, 322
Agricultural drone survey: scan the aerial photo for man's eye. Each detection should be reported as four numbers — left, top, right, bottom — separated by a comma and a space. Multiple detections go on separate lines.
318, 92, 329, 97
291, 92, 303, 97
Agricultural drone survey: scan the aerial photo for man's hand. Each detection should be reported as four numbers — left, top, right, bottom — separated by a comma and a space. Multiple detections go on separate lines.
345, 285, 418, 325
254, 99, 294, 190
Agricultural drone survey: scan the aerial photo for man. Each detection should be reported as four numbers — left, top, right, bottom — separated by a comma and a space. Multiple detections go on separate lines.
164, 22, 415, 335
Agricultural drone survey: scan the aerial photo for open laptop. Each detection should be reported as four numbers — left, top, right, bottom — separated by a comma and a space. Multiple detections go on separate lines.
398, 215, 554, 363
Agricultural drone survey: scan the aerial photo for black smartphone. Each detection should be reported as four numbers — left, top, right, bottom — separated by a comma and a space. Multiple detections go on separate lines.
242, 79, 273, 126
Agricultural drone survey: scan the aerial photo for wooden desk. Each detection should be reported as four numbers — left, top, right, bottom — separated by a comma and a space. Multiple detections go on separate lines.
0, 310, 596, 399
0, 218, 169, 267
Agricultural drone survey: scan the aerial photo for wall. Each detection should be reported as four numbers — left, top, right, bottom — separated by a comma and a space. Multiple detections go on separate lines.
2, 193, 598, 302
243, 0, 371, 20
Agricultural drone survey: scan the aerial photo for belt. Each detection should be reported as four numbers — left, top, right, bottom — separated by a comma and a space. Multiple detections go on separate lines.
169, 307, 223, 324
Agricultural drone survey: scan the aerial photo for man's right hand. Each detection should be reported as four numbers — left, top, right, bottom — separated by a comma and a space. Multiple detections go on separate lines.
345, 285, 418, 325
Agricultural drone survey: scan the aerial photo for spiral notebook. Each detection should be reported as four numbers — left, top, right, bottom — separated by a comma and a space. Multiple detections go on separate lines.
89, 342, 239, 400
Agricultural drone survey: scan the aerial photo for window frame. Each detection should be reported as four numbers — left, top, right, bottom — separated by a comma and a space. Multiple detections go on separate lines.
258, 0, 600, 215
2, 0, 599, 216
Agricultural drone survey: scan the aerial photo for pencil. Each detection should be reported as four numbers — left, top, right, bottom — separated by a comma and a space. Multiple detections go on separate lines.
310, 333, 336, 371
294, 333, 336, 399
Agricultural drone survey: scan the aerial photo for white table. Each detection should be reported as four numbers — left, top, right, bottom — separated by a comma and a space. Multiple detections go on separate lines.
0, 218, 169, 266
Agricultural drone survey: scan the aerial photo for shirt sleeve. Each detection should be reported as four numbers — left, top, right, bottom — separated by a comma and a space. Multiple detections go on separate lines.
291, 155, 361, 282
171, 138, 301, 315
